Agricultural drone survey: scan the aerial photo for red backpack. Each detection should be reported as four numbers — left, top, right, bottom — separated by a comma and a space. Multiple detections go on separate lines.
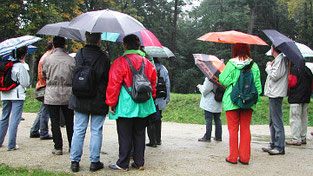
0, 59, 19, 91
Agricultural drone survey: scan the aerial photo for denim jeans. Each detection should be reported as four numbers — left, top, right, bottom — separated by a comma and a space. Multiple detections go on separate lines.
0, 100, 24, 149
70, 111, 106, 162
269, 98, 285, 151
203, 111, 222, 140
30, 103, 50, 137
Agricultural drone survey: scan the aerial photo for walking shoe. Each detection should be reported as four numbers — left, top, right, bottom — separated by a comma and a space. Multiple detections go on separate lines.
261, 146, 273, 152
71, 161, 79, 172
157, 141, 162, 145
301, 139, 307, 145
225, 158, 237, 164
131, 162, 144, 170
90, 161, 104, 172
109, 164, 128, 171
268, 148, 285, 155
40, 135, 53, 140
198, 138, 211, 142
146, 143, 157, 148
238, 159, 249, 165
286, 140, 301, 146
7, 145, 19, 151
21, 117, 25, 121
214, 138, 222, 141
52, 149, 63, 155
30, 132, 40, 138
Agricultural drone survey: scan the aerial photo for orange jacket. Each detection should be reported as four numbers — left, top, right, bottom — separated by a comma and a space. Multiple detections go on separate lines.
35, 50, 52, 89
105, 53, 157, 106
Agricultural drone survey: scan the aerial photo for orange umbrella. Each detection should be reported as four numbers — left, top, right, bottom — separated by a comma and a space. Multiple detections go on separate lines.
197, 30, 267, 45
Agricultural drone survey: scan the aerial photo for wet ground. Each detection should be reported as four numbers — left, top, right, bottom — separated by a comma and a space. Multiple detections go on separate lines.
0, 112, 313, 176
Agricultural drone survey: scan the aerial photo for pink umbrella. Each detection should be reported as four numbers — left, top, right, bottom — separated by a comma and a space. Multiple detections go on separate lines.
117, 29, 162, 48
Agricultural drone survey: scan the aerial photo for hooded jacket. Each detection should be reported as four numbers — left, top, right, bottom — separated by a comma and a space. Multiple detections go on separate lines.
219, 58, 262, 111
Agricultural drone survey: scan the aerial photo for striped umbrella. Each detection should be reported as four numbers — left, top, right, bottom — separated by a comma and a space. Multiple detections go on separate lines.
0, 35, 41, 56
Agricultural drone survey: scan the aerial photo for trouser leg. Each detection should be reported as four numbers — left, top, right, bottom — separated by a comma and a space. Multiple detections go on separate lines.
238, 109, 252, 163
0, 101, 12, 146
290, 104, 301, 142
39, 103, 50, 137
269, 98, 285, 151
300, 103, 309, 141
116, 118, 133, 169
61, 105, 74, 149
214, 112, 222, 140
70, 112, 88, 162
89, 114, 105, 162
133, 117, 148, 167
204, 111, 213, 140
226, 110, 239, 162
48, 105, 62, 150
8, 100, 24, 149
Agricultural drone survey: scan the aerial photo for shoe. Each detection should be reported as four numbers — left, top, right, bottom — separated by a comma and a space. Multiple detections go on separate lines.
131, 162, 144, 170
146, 143, 157, 148
71, 161, 79, 172
238, 159, 249, 165
225, 158, 237, 164
40, 135, 53, 140
301, 139, 307, 145
311, 132, 313, 136
198, 138, 211, 142
261, 146, 273, 152
108, 164, 128, 171
7, 145, 19, 151
21, 117, 25, 121
286, 140, 301, 146
30, 132, 40, 138
157, 141, 162, 145
214, 138, 222, 141
90, 161, 104, 172
268, 148, 285, 155
52, 149, 63, 155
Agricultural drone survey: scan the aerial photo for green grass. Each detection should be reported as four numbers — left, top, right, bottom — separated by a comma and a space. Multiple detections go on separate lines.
0, 163, 73, 176
162, 93, 313, 126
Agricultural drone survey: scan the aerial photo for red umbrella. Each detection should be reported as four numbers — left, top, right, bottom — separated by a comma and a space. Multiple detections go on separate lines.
193, 54, 226, 88
197, 30, 267, 45
117, 29, 162, 48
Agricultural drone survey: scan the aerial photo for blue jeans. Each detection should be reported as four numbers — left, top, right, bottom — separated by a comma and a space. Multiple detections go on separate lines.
203, 111, 222, 140
269, 98, 285, 151
0, 100, 24, 149
30, 103, 50, 137
70, 111, 106, 162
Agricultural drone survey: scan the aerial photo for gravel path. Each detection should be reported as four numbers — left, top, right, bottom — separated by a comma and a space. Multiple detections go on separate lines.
0, 112, 313, 176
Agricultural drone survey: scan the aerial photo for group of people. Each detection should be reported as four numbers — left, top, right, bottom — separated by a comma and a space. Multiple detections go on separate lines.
197, 43, 312, 165
0, 33, 170, 172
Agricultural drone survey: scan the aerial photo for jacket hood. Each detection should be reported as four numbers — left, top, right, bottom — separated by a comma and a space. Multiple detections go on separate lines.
229, 57, 252, 69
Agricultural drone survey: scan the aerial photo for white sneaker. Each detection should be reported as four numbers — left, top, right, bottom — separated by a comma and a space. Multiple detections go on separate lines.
7, 145, 19, 151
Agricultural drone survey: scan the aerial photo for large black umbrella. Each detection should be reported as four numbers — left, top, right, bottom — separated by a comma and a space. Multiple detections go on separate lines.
263, 29, 304, 67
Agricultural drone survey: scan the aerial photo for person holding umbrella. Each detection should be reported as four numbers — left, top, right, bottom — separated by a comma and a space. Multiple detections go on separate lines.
262, 45, 289, 155
0, 46, 30, 150
219, 43, 262, 165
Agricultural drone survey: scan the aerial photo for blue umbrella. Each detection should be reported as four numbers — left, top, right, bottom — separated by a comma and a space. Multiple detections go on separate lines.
0, 35, 41, 56
263, 29, 304, 67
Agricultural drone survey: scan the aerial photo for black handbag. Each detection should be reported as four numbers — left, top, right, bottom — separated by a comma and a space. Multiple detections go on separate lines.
34, 87, 45, 102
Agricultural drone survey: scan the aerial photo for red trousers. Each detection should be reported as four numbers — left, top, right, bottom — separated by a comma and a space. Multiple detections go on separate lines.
226, 109, 252, 163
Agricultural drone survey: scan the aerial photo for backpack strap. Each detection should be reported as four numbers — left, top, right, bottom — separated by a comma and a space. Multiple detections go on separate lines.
80, 48, 102, 67
242, 61, 254, 71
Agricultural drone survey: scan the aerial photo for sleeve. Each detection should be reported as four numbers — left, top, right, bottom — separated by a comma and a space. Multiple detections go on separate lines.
17, 64, 30, 88
265, 57, 287, 82
163, 65, 171, 103
252, 64, 262, 95
219, 61, 235, 88
150, 62, 157, 99
105, 58, 125, 106
199, 78, 213, 97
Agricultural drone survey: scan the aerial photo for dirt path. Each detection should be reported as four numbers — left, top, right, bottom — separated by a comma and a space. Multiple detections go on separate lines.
0, 112, 313, 176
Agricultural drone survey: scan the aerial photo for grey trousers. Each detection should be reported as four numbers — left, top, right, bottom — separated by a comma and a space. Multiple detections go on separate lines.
269, 98, 285, 151
289, 103, 308, 142
30, 103, 50, 137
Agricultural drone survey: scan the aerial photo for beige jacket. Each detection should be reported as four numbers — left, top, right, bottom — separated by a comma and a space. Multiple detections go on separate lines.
42, 48, 76, 105
264, 53, 289, 98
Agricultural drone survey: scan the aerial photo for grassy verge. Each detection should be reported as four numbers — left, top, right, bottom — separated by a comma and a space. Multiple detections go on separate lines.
0, 163, 73, 176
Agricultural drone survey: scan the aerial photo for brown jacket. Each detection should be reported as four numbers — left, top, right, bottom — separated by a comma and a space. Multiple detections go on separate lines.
35, 50, 52, 90
42, 48, 76, 105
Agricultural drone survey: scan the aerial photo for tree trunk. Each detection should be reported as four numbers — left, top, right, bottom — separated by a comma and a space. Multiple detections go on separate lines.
171, 0, 179, 53
248, 7, 255, 34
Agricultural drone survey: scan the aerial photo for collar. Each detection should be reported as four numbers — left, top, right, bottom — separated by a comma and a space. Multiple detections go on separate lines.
123, 50, 146, 57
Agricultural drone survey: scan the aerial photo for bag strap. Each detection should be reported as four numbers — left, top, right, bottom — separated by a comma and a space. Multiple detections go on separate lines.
242, 61, 254, 71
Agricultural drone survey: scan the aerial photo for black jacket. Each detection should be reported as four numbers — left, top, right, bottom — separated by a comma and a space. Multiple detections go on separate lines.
288, 65, 313, 104
69, 45, 110, 115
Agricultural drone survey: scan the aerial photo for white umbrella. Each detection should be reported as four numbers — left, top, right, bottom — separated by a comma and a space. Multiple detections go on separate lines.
144, 46, 174, 58
266, 42, 313, 58
0, 35, 41, 56
37, 22, 85, 41
68, 9, 146, 35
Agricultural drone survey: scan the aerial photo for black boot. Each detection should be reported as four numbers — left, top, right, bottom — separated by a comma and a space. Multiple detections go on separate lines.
71, 161, 79, 172
147, 123, 157, 147
155, 120, 162, 145
90, 161, 104, 171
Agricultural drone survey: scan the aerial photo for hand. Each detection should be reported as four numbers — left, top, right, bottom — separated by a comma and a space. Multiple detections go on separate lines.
109, 106, 116, 115
196, 84, 201, 89
266, 61, 272, 67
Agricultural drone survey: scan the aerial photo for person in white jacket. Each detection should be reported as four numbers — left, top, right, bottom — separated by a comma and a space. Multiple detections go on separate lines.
0, 46, 30, 151
262, 45, 288, 155
197, 77, 222, 142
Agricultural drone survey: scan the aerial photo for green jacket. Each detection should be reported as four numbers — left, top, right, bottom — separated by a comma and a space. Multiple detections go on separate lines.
219, 58, 262, 111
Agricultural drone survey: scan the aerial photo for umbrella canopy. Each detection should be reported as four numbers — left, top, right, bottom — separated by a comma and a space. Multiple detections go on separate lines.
2, 45, 37, 60
197, 30, 268, 45
116, 30, 162, 48
37, 22, 85, 41
263, 29, 304, 67
144, 46, 174, 58
0, 35, 41, 56
68, 9, 146, 35
193, 54, 226, 87
265, 42, 313, 58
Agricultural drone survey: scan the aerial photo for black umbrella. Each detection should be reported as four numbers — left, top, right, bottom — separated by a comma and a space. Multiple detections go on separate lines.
263, 29, 304, 68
